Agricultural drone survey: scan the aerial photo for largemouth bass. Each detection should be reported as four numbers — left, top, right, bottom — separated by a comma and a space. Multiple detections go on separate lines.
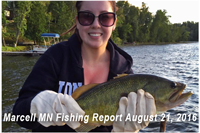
72, 74, 192, 132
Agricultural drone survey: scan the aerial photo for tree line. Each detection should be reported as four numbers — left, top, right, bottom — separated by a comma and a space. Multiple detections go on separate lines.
2, 1, 199, 46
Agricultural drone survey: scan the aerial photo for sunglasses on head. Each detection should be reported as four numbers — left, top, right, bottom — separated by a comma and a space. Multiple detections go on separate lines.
77, 11, 117, 27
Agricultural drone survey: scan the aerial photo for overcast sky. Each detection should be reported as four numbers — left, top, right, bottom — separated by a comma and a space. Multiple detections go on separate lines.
127, 0, 199, 24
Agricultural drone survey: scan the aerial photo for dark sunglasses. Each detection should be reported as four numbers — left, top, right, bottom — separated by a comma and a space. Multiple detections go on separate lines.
77, 11, 117, 27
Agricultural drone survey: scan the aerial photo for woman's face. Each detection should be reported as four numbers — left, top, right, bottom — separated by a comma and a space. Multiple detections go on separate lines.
76, 1, 117, 49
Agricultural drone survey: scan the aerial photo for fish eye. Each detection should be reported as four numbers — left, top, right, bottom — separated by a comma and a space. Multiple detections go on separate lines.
171, 82, 177, 89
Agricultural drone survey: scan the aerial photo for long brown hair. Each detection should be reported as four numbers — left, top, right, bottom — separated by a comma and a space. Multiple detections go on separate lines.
76, 1, 118, 12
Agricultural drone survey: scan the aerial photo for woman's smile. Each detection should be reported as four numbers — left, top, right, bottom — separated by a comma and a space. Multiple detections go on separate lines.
88, 32, 103, 40
88, 33, 102, 37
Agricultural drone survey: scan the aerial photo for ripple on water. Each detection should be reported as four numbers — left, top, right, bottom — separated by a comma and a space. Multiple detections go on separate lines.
2, 56, 39, 132
122, 42, 199, 132
2, 43, 199, 132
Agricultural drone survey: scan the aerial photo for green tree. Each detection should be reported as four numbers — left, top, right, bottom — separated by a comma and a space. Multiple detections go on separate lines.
119, 23, 133, 43
13, 1, 32, 47
2, 1, 8, 46
2, 1, 8, 25
26, 1, 50, 44
116, 1, 133, 43
48, 1, 76, 40
192, 22, 198, 41
126, 5, 140, 42
3, 0, 198, 46
111, 1, 126, 44
181, 26, 190, 41
182, 21, 198, 41
138, 2, 152, 42
170, 23, 183, 42
150, 10, 170, 43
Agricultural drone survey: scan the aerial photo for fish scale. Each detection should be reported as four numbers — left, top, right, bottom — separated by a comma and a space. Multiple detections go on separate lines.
72, 74, 192, 132
76, 76, 134, 119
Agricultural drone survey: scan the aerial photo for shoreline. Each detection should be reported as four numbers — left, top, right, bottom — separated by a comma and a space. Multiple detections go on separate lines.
121, 41, 198, 47
2, 41, 198, 53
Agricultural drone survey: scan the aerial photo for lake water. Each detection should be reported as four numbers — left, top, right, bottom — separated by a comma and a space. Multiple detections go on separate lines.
122, 42, 199, 132
2, 42, 199, 132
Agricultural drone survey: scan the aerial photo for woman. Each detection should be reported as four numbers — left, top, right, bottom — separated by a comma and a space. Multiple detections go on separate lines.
13, 1, 156, 132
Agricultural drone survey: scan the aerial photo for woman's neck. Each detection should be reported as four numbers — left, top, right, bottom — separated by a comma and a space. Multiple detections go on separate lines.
81, 44, 109, 67
81, 43, 110, 85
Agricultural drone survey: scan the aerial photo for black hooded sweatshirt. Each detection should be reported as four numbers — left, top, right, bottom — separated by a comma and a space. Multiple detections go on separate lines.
13, 33, 133, 132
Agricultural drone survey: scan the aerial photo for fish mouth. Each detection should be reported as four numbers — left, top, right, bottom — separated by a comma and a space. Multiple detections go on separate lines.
156, 83, 192, 113
169, 84, 192, 103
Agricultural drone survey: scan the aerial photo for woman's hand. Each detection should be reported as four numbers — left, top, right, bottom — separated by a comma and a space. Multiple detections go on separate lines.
30, 90, 85, 129
112, 89, 156, 132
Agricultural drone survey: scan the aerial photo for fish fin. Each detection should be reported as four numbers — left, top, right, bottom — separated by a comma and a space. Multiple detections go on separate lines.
75, 123, 98, 132
113, 73, 128, 79
120, 93, 129, 97
72, 83, 99, 100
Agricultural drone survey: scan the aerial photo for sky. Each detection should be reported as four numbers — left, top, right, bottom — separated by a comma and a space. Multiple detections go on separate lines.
127, 0, 199, 24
